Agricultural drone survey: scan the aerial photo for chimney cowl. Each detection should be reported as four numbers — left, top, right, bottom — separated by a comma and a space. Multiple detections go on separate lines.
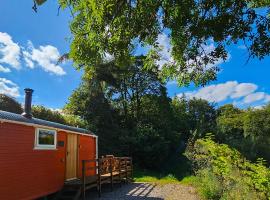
22, 88, 34, 119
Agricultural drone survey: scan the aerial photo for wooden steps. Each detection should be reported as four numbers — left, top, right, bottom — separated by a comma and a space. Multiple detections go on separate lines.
54, 156, 133, 200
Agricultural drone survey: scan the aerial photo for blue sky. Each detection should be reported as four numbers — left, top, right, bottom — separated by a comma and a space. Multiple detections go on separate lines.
0, 1, 270, 110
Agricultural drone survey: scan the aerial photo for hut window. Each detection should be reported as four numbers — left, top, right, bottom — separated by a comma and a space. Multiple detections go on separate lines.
35, 128, 57, 149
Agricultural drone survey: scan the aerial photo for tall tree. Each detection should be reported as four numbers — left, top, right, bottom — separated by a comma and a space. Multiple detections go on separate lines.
55, 0, 270, 86
172, 97, 217, 141
65, 57, 178, 168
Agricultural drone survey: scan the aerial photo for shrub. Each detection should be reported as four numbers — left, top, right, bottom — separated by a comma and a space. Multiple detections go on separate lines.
0, 94, 23, 114
195, 169, 223, 199
32, 105, 87, 128
185, 136, 270, 199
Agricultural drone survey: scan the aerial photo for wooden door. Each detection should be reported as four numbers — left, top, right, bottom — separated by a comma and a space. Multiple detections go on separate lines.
66, 134, 78, 180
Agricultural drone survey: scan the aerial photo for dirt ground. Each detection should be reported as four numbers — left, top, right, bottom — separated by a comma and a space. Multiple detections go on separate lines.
85, 182, 200, 200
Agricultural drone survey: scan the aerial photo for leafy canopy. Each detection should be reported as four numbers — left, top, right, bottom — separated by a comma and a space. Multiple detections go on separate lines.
53, 0, 270, 86
0, 94, 23, 114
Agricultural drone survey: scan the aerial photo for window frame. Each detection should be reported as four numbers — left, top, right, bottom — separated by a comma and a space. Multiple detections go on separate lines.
34, 128, 57, 150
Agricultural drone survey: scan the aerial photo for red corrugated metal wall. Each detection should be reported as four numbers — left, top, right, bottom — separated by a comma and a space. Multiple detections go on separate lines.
78, 135, 96, 177
0, 121, 96, 200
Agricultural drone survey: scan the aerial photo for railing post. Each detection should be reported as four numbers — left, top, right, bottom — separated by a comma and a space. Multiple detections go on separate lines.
98, 158, 101, 197
110, 158, 113, 191
118, 158, 121, 187
125, 158, 128, 182
82, 160, 86, 200
131, 157, 133, 181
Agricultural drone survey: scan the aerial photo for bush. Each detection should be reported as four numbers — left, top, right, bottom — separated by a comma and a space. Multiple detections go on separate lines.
195, 169, 223, 199
32, 105, 87, 128
185, 136, 270, 199
32, 105, 65, 124
0, 94, 23, 114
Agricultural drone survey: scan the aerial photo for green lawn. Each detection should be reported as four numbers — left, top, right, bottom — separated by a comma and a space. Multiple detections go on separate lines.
133, 168, 197, 185
133, 155, 195, 185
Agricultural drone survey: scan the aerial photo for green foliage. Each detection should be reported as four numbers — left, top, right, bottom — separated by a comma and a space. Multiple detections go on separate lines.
250, 0, 270, 8
0, 94, 23, 114
133, 154, 192, 184
216, 104, 244, 142
32, 105, 66, 124
216, 104, 270, 163
172, 97, 217, 141
133, 168, 179, 184
35, 0, 47, 5
62, 114, 87, 129
186, 137, 270, 199
193, 169, 223, 199
65, 58, 177, 168
58, 0, 270, 86
32, 105, 87, 128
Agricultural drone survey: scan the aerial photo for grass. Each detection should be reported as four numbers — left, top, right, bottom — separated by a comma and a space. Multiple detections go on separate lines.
133, 168, 180, 184
133, 168, 198, 185
133, 154, 196, 185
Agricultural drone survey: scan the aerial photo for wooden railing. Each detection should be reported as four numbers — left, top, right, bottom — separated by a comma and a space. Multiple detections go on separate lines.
81, 156, 133, 200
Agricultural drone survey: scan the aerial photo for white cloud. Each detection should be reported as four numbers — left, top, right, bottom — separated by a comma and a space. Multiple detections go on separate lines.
264, 95, 270, 103
0, 32, 21, 70
23, 42, 66, 75
0, 65, 11, 73
238, 45, 247, 50
0, 33, 65, 75
0, 78, 20, 97
166, 80, 177, 86
156, 33, 173, 68
231, 83, 257, 98
49, 108, 63, 113
254, 105, 263, 110
243, 92, 266, 104
104, 52, 114, 62
156, 33, 231, 70
177, 81, 270, 107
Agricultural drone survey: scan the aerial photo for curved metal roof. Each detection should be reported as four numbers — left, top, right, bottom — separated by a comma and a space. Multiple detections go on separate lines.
0, 110, 95, 136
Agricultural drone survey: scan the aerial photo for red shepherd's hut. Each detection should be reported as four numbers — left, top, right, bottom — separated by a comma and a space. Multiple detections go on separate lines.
0, 89, 98, 200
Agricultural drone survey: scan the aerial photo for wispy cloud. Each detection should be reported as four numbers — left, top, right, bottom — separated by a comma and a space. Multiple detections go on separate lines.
0, 32, 66, 76
0, 65, 11, 73
177, 81, 270, 107
238, 45, 247, 50
243, 92, 268, 104
0, 32, 21, 70
23, 41, 66, 76
156, 33, 231, 70
0, 78, 20, 97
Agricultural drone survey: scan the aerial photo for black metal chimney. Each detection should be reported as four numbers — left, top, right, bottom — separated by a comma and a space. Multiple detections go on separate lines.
22, 88, 34, 119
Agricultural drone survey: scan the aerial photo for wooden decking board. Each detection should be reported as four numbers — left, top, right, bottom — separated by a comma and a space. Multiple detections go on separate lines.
61, 156, 133, 200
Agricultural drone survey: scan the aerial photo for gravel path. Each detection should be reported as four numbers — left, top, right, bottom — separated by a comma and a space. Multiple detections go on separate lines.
85, 182, 200, 200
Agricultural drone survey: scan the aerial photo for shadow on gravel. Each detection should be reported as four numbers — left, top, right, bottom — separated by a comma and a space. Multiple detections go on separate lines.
85, 183, 164, 200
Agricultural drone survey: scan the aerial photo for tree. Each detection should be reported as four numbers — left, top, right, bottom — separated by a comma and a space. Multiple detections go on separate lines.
216, 104, 244, 141
187, 98, 217, 138
55, 0, 270, 86
172, 97, 217, 141
65, 57, 179, 168
0, 94, 23, 114
32, 105, 66, 124
243, 107, 270, 162
32, 105, 87, 128
216, 104, 270, 163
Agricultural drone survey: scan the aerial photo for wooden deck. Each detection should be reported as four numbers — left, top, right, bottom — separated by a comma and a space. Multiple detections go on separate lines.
58, 156, 133, 200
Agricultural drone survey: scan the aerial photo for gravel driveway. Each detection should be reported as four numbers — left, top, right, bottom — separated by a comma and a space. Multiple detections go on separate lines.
85, 182, 200, 200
